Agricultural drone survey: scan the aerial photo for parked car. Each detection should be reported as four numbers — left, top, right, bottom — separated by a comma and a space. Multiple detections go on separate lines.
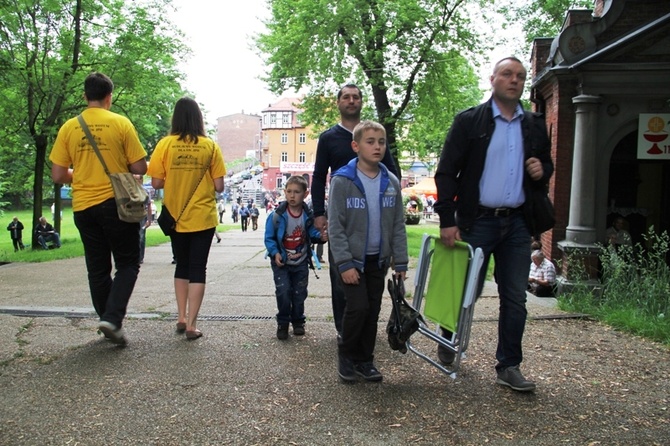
241, 171, 252, 180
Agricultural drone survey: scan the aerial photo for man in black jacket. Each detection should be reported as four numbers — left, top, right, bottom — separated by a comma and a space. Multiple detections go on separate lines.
311, 84, 399, 337
35, 216, 61, 250
434, 57, 554, 392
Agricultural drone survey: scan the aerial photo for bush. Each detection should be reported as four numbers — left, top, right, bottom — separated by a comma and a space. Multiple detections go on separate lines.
558, 227, 670, 345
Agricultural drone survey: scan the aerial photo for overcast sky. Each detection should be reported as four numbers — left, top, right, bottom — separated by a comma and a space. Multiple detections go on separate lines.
169, 1, 526, 127
169, 0, 275, 126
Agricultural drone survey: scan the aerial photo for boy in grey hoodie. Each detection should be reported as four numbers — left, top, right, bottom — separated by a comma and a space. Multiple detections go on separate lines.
328, 120, 408, 383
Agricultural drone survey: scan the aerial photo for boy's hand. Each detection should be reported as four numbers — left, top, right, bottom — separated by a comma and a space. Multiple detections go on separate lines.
274, 253, 284, 267
320, 231, 328, 242
314, 216, 327, 232
340, 268, 360, 285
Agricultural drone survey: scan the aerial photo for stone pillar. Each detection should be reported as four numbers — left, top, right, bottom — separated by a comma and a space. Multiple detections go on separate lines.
565, 94, 601, 244
558, 95, 603, 288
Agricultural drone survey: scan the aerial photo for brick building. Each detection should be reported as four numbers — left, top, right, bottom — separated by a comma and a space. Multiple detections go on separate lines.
530, 0, 670, 282
259, 97, 318, 191
215, 112, 262, 163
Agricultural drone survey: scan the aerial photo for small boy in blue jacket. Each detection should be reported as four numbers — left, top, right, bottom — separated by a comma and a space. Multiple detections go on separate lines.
265, 176, 327, 340
328, 120, 408, 383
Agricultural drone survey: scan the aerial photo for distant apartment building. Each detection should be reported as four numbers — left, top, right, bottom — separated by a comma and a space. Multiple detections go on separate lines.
215, 112, 262, 163
259, 97, 318, 191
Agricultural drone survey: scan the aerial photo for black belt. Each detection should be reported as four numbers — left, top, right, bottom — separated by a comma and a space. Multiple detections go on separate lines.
478, 206, 521, 217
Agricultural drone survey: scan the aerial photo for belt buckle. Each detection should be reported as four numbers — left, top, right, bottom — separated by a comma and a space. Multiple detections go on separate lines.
494, 207, 508, 217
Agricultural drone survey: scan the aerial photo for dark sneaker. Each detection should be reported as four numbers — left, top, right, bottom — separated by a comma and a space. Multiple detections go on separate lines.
276, 324, 289, 340
338, 355, 357, 383
97, 321, 127, 346
292, 323, 305, 336
437, 344, 456, 365
354, 362, 383, 382
496, 365, 536, 392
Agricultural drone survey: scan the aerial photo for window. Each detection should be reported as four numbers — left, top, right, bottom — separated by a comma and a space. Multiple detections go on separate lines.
270, 114, 276, 124
281, 133, 288, 144
263, 114, 268, 125
282, 113, 289, 124
299, 133, 306, 144
299, 152, 306, 162
281, 152, 288, 162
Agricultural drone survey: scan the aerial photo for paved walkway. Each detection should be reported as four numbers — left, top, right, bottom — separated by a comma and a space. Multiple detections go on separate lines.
0, 214, 667, 445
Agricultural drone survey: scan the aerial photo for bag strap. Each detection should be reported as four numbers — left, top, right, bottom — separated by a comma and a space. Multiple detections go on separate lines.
173, 142, 215, 223
77, 115, 111, 175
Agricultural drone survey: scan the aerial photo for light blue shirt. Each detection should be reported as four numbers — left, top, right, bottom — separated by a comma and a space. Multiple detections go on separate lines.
478, 101, 526, 208
358, 168, 381, 255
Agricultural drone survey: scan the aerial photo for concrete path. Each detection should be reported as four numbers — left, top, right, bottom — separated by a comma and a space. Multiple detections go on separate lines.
1, 214, 667, 445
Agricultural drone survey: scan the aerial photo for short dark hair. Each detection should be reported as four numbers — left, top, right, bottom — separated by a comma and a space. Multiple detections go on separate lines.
170, 97, 205, 144
492, 57, 525, 75
337, 83, 363, 100
84, 72, 114, 101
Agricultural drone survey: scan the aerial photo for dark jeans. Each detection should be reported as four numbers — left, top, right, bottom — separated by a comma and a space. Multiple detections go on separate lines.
74, 198, 140, 328
38, 233, 61, 249
240, 215, 248, 231
460, 212, 531, 371
171, 228, 215, 283
328, 244, 346, 333
271, 260, 309, 325
11, 238, 24, 251
338, 255, 386, 363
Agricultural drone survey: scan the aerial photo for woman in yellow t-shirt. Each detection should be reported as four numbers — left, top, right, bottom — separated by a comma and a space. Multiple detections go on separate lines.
148, 98, 226, 340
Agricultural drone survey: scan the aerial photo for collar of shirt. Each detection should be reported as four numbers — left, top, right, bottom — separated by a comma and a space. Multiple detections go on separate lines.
491, 100, 525, 123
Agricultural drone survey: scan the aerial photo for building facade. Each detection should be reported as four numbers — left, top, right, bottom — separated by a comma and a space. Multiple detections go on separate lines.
530, 0, 670, 280
259, 97, 318, 191
215, 112, 262, 163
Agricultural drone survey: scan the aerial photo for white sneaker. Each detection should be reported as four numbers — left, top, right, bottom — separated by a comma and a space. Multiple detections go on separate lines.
98, 321, 127, 346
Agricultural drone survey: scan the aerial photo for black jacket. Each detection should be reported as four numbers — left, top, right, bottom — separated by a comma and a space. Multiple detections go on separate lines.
434, 99, 554, 232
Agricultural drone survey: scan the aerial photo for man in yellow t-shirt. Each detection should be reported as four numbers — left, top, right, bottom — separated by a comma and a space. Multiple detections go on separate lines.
50, 72, 147, 346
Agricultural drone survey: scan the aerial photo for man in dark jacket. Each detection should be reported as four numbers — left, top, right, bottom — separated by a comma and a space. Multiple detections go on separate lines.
434, 57, 554, 393
311, 84, 399, 337
34, 216, 61, 250
7, 217, 25, 252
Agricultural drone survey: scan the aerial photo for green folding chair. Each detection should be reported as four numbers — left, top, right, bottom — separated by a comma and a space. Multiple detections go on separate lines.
407, 234, 485, 378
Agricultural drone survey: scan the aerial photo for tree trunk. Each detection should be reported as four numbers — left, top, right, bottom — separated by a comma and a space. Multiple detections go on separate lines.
31, 134, 47, 249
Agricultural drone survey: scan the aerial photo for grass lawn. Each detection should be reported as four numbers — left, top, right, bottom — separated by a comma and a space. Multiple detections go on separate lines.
0, 206, 237, 263
2, 211, 492, 281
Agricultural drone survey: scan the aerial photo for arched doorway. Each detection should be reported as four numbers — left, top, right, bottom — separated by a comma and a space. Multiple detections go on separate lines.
607, 131, 670, 249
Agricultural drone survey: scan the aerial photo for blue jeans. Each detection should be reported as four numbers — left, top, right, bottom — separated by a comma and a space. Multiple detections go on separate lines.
38, 233, 61, 249
271, 260, 309, 326
74, 198, 141, 328
460, 212, 531, 371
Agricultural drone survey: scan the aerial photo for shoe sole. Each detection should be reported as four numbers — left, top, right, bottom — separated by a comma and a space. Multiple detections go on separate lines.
354, 371, 383, 382
338, 373, 357, 383
496, 377, 536, 392
98, 324, 127, 346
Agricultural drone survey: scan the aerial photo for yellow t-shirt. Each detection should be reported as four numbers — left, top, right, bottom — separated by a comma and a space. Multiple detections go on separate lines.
148, 135, 226, 233
49, 108, 147, 212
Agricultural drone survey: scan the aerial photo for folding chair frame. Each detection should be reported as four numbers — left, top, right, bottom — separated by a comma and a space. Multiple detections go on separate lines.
406, 234, 485, 378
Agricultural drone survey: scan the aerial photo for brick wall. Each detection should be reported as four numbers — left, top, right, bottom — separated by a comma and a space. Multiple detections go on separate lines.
216, 113, 262, 162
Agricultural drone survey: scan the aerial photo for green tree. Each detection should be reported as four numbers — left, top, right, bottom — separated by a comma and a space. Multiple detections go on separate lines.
500, 0, 592, 44
256, 0, 489, 164
0, 0, 187, 246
